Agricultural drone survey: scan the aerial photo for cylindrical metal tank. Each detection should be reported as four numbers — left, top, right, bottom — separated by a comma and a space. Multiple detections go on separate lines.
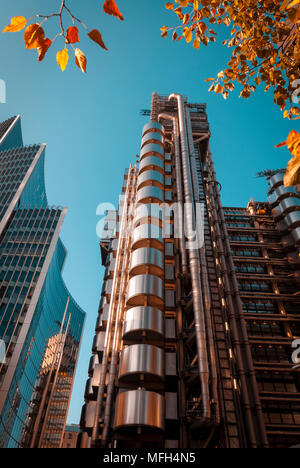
134, 203, 163, 228
139, 155, 164, 175
142, 121, 164, 136
283, 211, 300, 229
140, 143, 164, 161
137, 169, 164, 190
136, 185, 164, 204
279, 197, 300, 214
113, 390, 165, 431
269, 173, 284, 189
129, 247, 164, 277
127, 274, 164, 307
118, 344, 164, 384
141, 131, 164, 148
131, 224, 163, 251
291, 226, 300, 245
273, 185, 297, 202
123, 307, 164, 342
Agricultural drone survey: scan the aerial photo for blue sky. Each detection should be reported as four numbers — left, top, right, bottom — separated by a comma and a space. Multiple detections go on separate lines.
1, 0, 297, 424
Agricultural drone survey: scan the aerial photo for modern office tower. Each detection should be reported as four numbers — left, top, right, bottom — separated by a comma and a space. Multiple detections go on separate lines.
80, 93, 300, 449
0, 116, 85, 448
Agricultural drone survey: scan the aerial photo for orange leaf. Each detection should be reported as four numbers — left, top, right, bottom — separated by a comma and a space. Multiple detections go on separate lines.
66, 26, 80, 44
57, 48, 69, 72
24, 24, 45, 49
103, 0, 124, 21
75, 48, 87, 73
88, 29, 108, 50
275, 141, 287, 148
38, 38, 52, 62
3, 16, 27, 32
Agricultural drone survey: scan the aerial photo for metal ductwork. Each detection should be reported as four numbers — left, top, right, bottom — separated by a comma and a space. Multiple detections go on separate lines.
169, 93, 211, 422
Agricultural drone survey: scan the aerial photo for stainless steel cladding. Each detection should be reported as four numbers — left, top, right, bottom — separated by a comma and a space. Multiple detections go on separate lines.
141, 131, 164, 148
139, 155, 164, 174
127, 274, 164, 307
134, 203, 163, 227
283, 211, 300, 229
129, 247, 164, 277
118, 344, 165, 383
136, 185, 164, 204
291, 226, 300, 244
113, 390, 165, 431
140, 143, 164, 160
131, 224, 163, 251
137, 169, 164, 189
273, 185, 297, 202
279, 197, 300, 214
142, 121, 164, 136
269, 173, 284, 189
123, 307, 164, 342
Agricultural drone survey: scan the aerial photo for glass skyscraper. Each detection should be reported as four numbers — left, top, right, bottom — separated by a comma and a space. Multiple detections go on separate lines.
0, 116, 85, 448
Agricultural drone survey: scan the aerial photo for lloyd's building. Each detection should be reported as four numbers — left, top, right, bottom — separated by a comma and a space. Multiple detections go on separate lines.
80, 93, 300, 449
0, 116, 85, 448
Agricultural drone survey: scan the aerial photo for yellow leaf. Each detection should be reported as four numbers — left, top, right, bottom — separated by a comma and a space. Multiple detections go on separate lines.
75, 48, 87, 73
183, 27, 193, 43
284, 154, 300, 186
56, 48, 69, 72
165, 3, 174, 9
287, 0, 300, 9
3, 16, 27, 33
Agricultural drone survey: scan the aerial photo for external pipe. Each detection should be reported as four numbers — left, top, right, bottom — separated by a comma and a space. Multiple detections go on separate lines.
91, 166, 134, 447
185, 106, 220, 425
158, 112, 188, 276
101, 167, 138, 446
169, 93, 211, 421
